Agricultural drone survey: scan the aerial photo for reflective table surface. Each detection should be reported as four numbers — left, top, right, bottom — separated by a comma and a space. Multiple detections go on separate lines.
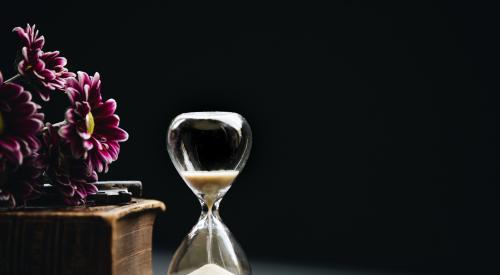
153, 250, 425, 275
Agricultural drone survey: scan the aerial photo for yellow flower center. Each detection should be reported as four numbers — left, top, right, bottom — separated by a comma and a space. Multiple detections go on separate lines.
0, 111, 5, 135
85, 112, 95, 136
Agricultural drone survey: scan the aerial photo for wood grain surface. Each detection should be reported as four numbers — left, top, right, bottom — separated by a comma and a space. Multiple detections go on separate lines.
0, 199, 165, 275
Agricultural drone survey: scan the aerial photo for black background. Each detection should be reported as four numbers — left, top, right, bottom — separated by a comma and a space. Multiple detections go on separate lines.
1, 1, 499, 274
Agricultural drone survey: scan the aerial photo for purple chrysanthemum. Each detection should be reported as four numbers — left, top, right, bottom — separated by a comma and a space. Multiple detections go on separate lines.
13, 24, 75, 101
0, 153, 44, 207
0, 71, 44, 171
59, 72, 128, 173
43, 123, 98, 206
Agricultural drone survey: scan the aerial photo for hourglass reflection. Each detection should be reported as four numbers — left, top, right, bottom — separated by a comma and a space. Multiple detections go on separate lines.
167, 112, 252, 275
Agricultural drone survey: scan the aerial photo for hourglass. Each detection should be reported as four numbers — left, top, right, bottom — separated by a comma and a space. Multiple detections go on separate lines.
166, 112, 252, 275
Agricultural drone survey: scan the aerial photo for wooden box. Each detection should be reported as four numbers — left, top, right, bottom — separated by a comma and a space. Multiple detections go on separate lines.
0, 199, 165, 275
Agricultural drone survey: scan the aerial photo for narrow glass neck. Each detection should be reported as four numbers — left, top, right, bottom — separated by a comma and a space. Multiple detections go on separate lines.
200, 198, 221, 217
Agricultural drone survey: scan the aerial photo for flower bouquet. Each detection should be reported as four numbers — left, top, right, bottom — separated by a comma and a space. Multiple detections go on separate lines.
0, 24, 128, 207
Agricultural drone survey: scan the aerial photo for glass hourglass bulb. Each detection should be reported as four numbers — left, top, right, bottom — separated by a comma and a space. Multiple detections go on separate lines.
167, 112, 252, 275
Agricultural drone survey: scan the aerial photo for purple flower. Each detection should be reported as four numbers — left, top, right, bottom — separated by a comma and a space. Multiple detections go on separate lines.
13, 24, 75, 101
0, 153, 44, 208
60, 72, 128, 173
43, 123, 98, 206
12, 23, 45, 51
0, 71, 44, 171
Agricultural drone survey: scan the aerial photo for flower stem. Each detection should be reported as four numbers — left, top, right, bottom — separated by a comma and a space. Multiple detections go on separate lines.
51, 121, 66, 128
42, 121, 67, 131
4, 74, 21, 84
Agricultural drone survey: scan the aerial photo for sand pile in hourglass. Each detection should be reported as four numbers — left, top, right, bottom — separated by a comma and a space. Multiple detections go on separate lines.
187, 263, 235, 275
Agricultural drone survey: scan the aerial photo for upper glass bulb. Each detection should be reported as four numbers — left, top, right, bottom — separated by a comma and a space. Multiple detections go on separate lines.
167, 112, 252, 207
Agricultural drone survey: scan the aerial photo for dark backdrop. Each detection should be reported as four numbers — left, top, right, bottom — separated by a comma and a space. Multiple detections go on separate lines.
1, 1, 499, 274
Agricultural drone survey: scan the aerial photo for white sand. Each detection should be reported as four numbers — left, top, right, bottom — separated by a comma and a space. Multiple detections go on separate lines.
182, 170, 239, 207
182, 170, 239, 191
187, 264, 235, 275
